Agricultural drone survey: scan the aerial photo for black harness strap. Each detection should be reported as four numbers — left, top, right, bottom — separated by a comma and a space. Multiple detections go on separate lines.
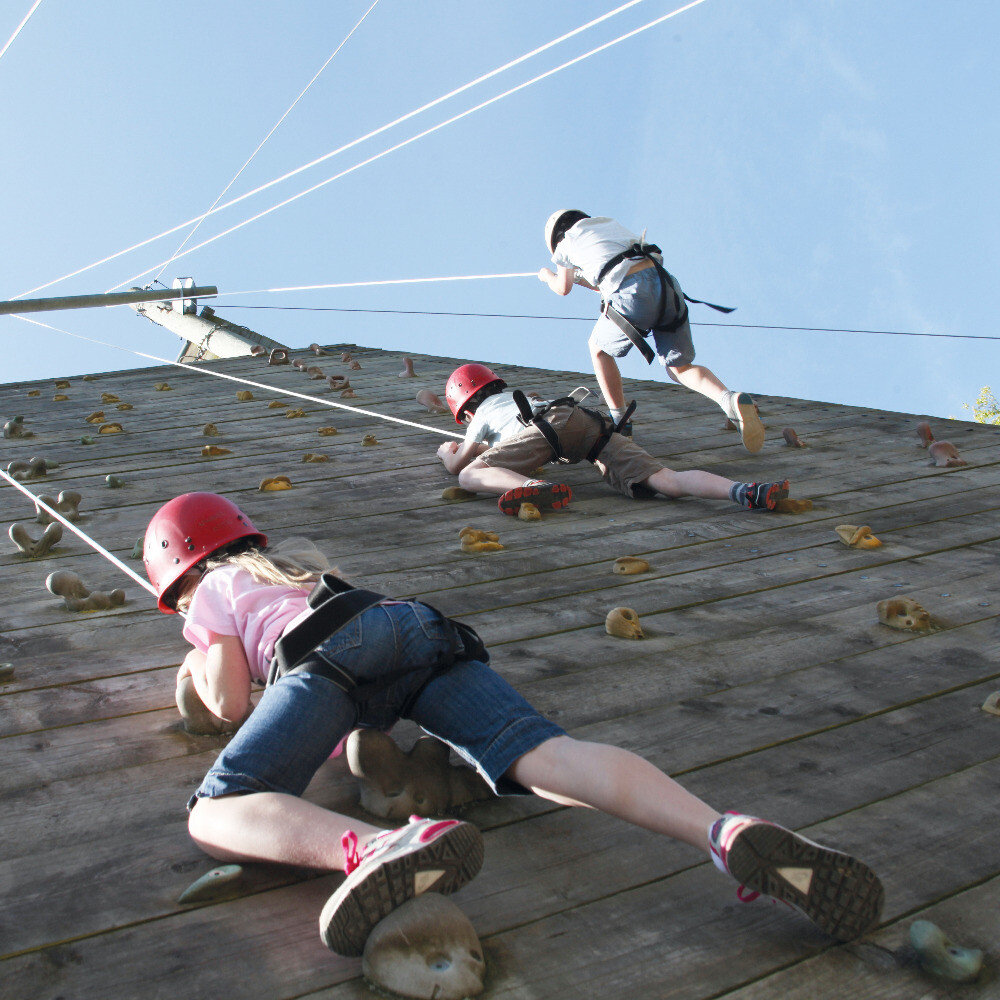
585, 400, 636, 463
602, 303, 656, 364
511, 389, 578, 463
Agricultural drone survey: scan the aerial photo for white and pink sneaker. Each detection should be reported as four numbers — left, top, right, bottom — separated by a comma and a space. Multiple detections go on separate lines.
709, 812, 884, 941
320, 815, 484, 956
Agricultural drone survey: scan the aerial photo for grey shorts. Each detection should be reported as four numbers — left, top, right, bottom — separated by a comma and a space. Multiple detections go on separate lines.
588, 268, 696, 368
479, 405, 663, 498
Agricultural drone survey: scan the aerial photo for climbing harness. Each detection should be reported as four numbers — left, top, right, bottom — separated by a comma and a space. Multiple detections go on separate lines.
269, 571, 488, 707
596, 242, 735, 366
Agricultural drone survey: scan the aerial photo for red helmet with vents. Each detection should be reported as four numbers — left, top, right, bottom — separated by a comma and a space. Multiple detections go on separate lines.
143, 492, 267, 613
444, 363, 506, 424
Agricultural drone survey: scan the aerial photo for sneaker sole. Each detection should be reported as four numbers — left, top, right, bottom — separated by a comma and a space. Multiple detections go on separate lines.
763, 479, 790, 510
319, 823, 484, 957
725, 823, 884, 941
735, 394, 765, 454
498, 483, 572, 516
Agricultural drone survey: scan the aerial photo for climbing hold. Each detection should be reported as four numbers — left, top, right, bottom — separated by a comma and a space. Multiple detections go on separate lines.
201, 445, 231, 457
981, 691, 1000, 717
105, 474, 126, 488
267, 400, 288, 409
362, 893, 486, 1000
362, 434, 379, 446
605, 607, 644, 639
341, 351, 352, 362
115, 402, 133, 411
877, 597, 931, 632
250, 344, 266, 356
327, 374, 348, 390
82, 375, 96, 381
398, 357, 417, 378
45, 570, 126, 612
774, 498, 813, 513
441, 486, 476, 501
916, 421, 935, 448
836, 525, 882, 548
176, 672, 249, 734
613, 556, 650, 575
3, 416, 33, 438
349, 360, 362, 370
130, 537, 143, 559
6, 457, 48, 480
782, 427, 807, 447
236, 390, 253, 401
292, 358, 309, 371
53, 394, 70, 401
177, 864, 245, 905
35, 491, 81, 523
517, 502, 541, 521
202, 423, 220, 436
259, 476, 292, 491
416, 389, 449, 413
8, 522, 62, 557
80, 435, 94, 445
308, 343, 327, 356
307, 366, 326, 379
153, 382, 172, 391
723, 417, 736, 431
268, 348, 289, 365
0, 664, 14, 682
909, 920, 983, 982
27, 389, 40, 397
459, 527, 503, 553
928, 441, 967, 468
301, 453, 329, 463
55, 379, 70, 389
317, 426, 339, 436
285, 408, 306, 419
100, 392, 120, 403
341, 388, 357, 399
347, 730, 493, 821
98, 422, 124, 434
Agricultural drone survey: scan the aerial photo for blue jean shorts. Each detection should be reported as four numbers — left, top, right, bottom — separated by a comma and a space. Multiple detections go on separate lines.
189, 601, 565, 808
588, 267, 696, 368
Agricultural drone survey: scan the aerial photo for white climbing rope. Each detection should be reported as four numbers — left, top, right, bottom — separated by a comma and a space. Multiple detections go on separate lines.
0, 469, 157, 594
152, 0, 383, 285
18, 0, 689, 299
0, 0, 43, 64
219, 272, 536, 297
13, 314, 466, 439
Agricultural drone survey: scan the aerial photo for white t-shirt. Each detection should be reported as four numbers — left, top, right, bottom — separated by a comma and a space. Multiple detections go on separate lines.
551, 216, 662, 296
466, 392, 549, 448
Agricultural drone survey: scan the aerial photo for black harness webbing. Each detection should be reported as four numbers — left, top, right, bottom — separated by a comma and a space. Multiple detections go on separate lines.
269, 572, 487, 703
596, 242, 735, 366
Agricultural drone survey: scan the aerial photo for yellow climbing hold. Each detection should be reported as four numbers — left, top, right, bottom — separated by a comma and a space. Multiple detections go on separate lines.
53, 394, 69, 401
153, 382, 172, 391
85, 411, 106, 424
268, 400, 288, 409
605, 607, 644, 639
101, 392, 120, 403
774, 498, 813, 513
362, 434, 379, 446
517, 502, 541, 522
27, 389, 41, 397
459, 527, 503, 553
55, 379, 71, 389
613, 556, 650, 575
115, 402, 133, 411
202, 423, 220, 436
285, 408, 306, 418
259, 476, 292, 492
201, 445, 231, 457
836, 524, 881, 548
236, 390, 253, 401
318, 426, 338, 436
98, 423, 124, 434
441, 486, 476, 501
301, 453, 329, 463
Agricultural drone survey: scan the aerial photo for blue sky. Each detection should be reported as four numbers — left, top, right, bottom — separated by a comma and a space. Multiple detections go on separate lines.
1, 0, 997, 418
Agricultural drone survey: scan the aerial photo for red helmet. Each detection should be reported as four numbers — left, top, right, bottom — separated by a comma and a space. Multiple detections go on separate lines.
445, 363, 506, 424
144, 492, 267, 613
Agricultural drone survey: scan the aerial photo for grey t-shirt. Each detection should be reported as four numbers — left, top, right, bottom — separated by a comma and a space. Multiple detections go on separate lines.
466, 392, 548, 448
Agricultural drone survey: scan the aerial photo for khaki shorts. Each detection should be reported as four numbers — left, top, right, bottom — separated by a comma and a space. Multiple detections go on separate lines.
479, 405, 663, 498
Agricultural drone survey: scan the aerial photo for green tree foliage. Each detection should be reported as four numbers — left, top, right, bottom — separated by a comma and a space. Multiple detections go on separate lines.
962, 386, 1000, 424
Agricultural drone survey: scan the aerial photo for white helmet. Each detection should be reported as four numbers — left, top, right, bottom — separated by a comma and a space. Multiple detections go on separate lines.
544, 210, 589, 253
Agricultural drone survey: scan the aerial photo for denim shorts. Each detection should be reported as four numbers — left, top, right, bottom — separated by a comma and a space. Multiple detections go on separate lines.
189, 600, 565, 807
588, 268, 696, 368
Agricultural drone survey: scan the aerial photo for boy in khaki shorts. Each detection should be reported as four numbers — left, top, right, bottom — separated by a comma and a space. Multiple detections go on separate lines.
436, 363, 788, 516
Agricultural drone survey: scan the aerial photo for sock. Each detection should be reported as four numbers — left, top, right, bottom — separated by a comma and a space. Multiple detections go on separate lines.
609, 407, 625, 424
708, 816, 729, 873
719, 390, 735, 417
729, 482, 750, 507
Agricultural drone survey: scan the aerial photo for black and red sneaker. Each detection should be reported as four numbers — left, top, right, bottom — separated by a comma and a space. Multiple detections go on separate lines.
744, 479, 789, 511
498, 479, 572, 516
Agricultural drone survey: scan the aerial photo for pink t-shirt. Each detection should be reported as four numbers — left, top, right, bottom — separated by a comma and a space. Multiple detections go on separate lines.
183, 565, 312, 683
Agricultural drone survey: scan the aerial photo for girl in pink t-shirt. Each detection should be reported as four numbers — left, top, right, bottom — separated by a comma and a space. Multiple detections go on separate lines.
146, 492, 884, 958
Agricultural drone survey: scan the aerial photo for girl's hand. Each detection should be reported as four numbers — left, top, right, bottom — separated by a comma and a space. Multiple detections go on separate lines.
437, 441, 459, 459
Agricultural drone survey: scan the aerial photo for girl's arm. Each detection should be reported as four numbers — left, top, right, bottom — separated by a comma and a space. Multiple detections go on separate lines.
537, 265, 582, 295
437, 437, 488, 475
187, 633, 253, 723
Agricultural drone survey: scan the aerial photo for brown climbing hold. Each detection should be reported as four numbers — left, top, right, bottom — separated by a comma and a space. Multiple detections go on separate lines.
201, 445, 231, 457
613, 556, 650, 575
782, 427, 807, 447
341, 388, 357, 398
268, 348, 289, 365
52, 394, 69, 401
301, 453, 329, 463
836, 524, 882, 548
308, 343, 327, 356
55, 379, 70, 389
267, 400, 288, 409
9, 522, 62, 557
774, 497, 813, 513
100, 392, 120, 403
362, 894, 486, 1000
326, 374, 348, 389
27, 389, 40, 397
416, 389, 449, 413
981, 692, 1000, 717
115, 402, 133, 411
928, 441, 967, 467
307, 366, 325, 379
0, 664, 14, 681
349, 360, 362, 370
82, 375, 96, 382
153, 382, 172, 391
285, 408, 306, 419
6, 457, 48, 481
202, 423, 221, 436
259, 476, 292, 491
441, 486, 476, 501
347, 730, 493, 821
85, 411, 106, 424
292, 358, 309, 371
45, 570, 126, 612
877, 597, 931, 632
35, 491, 81, 523
916, 421, 935, 448
177, 864, 245, 905
236, 390, 254, 401
459, 527, 503, 553
398, 357, 417, 378
605, 607, 643, 639
517, 502, 541, 521
317, 426, 339, 436
250, 344, 266, 356
362, 434, 379, 446
3, 416, 33, 438
98, 422, 124, 434
341, 351, 352, 362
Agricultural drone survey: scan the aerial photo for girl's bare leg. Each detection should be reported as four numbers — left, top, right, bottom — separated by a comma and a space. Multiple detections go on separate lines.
643, 467, 735, 501
458, 458, 535, 495
591, 346, 627, 411
666, 363, 728, 404
507, 736, 721, 852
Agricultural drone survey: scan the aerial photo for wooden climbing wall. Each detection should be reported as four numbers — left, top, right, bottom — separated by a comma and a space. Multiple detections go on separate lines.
1, 344, 999, 999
